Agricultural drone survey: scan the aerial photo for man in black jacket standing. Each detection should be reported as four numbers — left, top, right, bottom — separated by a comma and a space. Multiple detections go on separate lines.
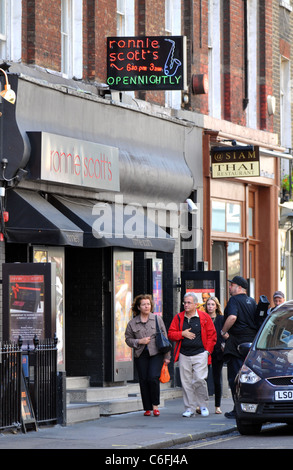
221, 276, 257, 419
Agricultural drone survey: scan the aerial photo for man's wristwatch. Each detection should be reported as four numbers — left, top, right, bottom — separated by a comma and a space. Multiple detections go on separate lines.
221, 330, 227, 336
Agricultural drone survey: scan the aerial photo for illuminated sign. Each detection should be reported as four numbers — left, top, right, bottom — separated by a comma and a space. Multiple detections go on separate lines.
211, 146, 260, 178
107, 36, 187, 91
27, 132, 120, 192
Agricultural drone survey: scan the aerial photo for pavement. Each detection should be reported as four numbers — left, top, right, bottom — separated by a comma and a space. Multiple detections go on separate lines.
0, 396, 237, 450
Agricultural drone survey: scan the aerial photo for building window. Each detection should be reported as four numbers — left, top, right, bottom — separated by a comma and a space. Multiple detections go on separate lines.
61, 0, 82, 79
280, 57, 291, 149
228, 242, 242, 278
117, 0, 126, 36
61, 0, 70, 75
246, 0, 258, 129
165, 0, 181, 109
212, 201, 241, 234
117, 0, 134, 36
0, 0, 21, 62
208, 0, 221, 118
0, 0, 5, 42
165, 0, 172, 35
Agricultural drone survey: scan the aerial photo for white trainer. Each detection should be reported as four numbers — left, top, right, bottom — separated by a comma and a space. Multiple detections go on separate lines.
182, 410, 194, 418
200, 407, 209, 417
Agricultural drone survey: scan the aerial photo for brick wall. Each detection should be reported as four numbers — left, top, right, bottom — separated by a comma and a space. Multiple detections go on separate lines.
19, 0, 278, 130
22, 0, 61, 70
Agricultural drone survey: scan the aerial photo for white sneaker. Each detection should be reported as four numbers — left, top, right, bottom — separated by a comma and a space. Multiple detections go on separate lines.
182, 409, 194, 418
200, 407, 209, 417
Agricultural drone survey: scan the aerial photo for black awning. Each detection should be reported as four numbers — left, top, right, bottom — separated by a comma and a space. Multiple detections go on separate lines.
6, 189, 83, 246
49, 195, 175, 253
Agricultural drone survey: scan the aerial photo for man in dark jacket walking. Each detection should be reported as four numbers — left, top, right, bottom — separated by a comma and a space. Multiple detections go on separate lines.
221, 276, 257, 419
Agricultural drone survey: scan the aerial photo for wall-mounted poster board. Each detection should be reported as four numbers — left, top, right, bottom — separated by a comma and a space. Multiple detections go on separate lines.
3, 263, 56, 346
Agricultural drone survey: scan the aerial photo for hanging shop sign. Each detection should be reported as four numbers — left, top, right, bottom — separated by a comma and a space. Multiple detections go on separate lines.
27, 132, 120, 192
211, 146, 260, 178
107, 35, 187, 91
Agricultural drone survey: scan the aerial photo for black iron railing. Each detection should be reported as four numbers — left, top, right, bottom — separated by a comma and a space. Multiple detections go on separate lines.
0, 335, 58, 431
29, 335, 58, 424
0, 342, 22, 430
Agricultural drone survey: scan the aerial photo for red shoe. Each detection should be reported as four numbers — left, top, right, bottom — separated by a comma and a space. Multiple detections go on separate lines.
144, 410, 151, 416
153, 409, 160, 417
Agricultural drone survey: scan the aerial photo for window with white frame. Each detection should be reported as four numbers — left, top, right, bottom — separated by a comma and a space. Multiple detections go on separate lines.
116, 0, 134, 97
0, 0, 21, 62
117, 0, 126, 36
246, 0, 258, 129
165, 0, 181, 109
61, 0, 83, 78
208, 0, 221, 119
116, 0, 134, 37
280, 56, 291, 149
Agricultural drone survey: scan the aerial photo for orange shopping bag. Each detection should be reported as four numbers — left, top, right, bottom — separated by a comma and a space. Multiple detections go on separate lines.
159, 362, 170, 383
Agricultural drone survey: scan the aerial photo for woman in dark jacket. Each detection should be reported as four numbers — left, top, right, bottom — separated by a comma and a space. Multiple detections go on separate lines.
205, 297, 225, 414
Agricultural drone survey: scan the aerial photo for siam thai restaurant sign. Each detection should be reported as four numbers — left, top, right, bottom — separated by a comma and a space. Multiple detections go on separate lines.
27, 132, 120, 191
211, 146, 260, 178
107, 36, 187, 91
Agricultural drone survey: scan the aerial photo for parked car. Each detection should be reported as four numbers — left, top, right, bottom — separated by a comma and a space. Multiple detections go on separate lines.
235, 300, 293, 435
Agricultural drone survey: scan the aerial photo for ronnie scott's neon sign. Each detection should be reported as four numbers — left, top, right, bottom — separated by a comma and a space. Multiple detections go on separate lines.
107, 36, 187, 91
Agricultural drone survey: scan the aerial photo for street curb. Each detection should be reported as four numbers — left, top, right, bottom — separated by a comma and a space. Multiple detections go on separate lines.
128, 424, 237, 449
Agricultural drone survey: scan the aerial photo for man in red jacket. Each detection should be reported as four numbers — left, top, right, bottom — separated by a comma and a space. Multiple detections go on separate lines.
168, 292, 217, 417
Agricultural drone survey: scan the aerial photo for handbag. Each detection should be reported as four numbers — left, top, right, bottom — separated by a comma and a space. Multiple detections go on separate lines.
159, 362, 170, 383
155, 315, 172, 354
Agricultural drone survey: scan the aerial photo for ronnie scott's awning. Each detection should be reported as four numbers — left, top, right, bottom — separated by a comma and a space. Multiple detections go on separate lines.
5, 189, 83, 246
49, 195, 175, 253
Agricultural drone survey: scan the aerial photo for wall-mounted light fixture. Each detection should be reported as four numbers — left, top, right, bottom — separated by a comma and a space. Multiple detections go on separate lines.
0, 68, 16, 104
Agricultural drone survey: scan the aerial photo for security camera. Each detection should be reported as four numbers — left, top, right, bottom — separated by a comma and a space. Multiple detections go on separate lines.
186, 199, 198, 214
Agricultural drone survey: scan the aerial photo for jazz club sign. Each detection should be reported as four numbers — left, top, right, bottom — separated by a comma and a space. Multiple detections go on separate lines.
107, 36, 187, 91
211, 146, 260, 178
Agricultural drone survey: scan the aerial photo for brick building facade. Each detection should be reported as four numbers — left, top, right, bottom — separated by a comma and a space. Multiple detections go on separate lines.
0, 1, 290, 403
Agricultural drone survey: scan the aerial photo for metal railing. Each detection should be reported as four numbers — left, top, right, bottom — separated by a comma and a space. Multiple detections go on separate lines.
29, 335, 58, 424
0, 335, 58, 431
0, 342, 22, 430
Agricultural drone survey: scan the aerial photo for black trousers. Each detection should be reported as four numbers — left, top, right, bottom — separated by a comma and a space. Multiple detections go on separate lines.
211, 359, 224, 407
135, 348, 164, 410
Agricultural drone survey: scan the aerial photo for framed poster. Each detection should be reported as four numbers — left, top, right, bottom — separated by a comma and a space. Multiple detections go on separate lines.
3, 263, 56, 346
113, 249, 133, 382
181, 270, 225, 310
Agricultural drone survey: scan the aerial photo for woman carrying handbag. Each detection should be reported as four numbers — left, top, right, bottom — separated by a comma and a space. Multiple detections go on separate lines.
125, 294, 171, 417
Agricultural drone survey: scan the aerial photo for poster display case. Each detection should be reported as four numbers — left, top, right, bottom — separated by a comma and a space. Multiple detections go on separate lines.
181, 270, 225, 309
113, 249, 133, 382
3, 263, 56, 347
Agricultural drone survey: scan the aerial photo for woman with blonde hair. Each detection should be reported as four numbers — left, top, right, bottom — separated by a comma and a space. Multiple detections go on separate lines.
205, 296, 225, 414
125, 294, 170, 417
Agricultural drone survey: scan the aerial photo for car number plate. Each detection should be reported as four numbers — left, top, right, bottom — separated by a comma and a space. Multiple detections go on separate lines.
275, 390, 293, 401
